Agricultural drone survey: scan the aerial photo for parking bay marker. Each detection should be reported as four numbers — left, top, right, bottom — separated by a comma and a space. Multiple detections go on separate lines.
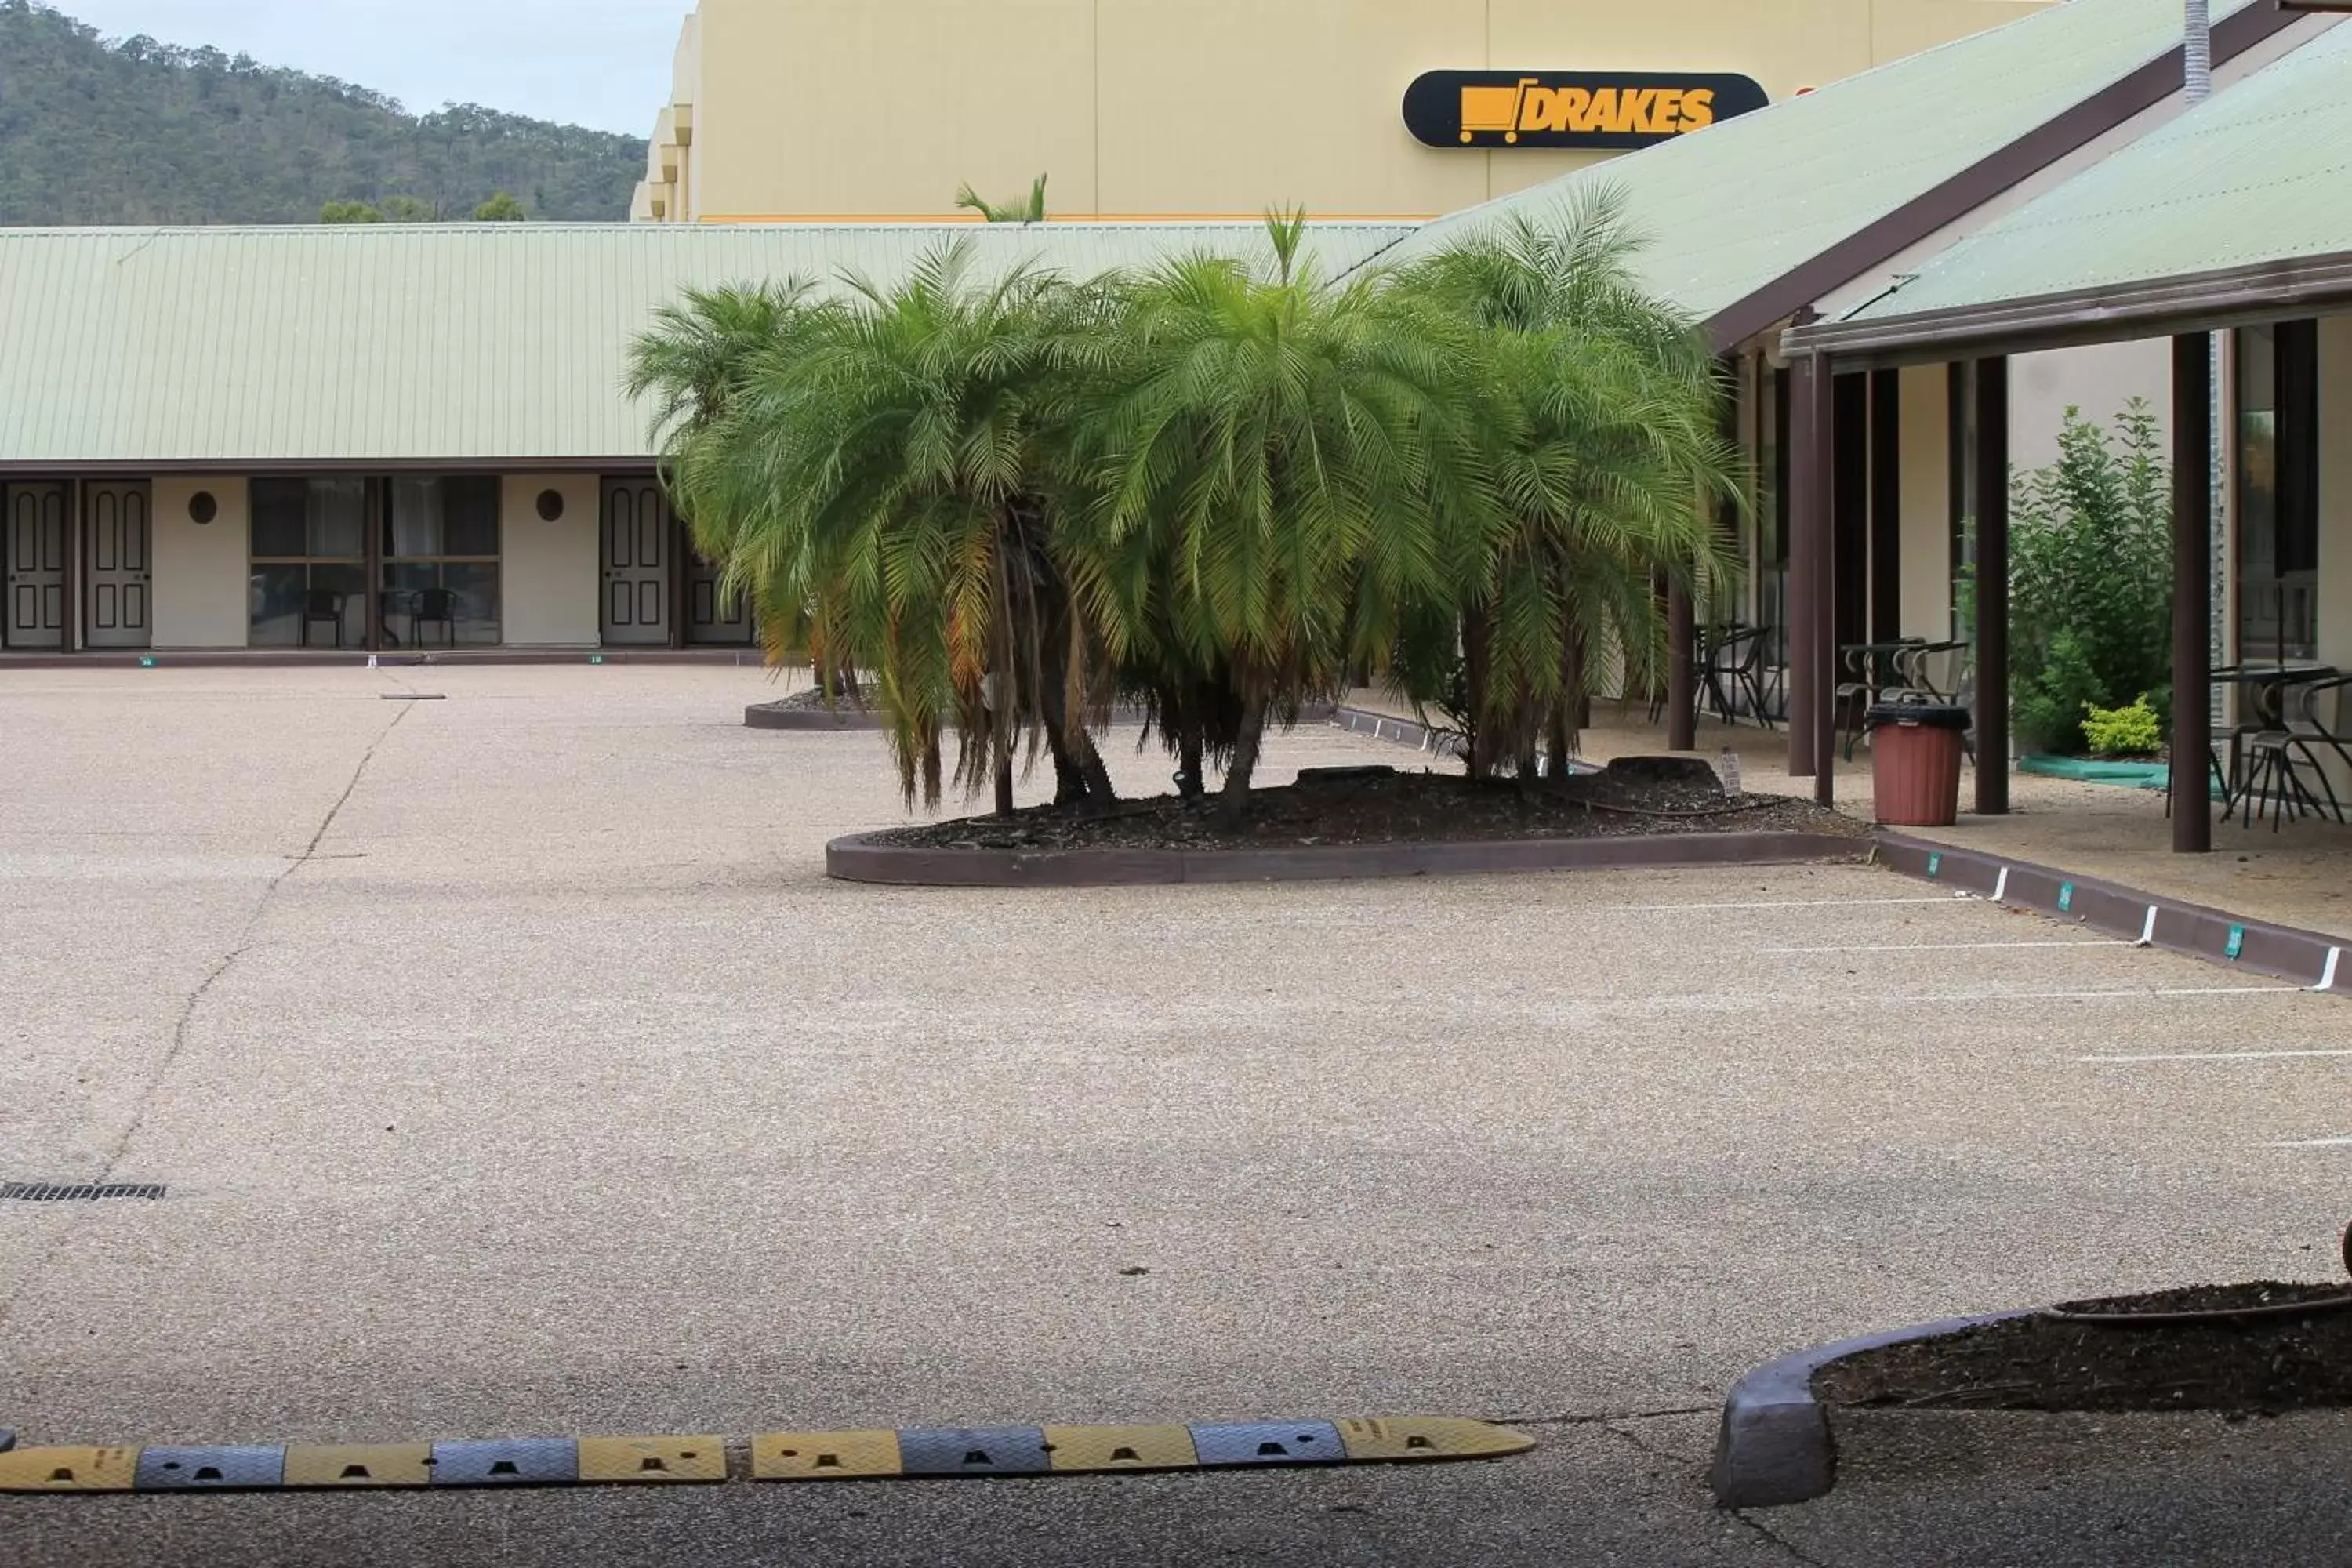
2081, 1047, 2352, 1063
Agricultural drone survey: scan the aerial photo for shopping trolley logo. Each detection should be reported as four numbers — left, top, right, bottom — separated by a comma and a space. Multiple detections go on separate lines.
1403, 71, 1769, 151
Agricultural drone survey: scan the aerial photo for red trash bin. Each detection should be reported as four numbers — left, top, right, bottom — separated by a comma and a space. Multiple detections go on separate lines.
1867, 702, 1969, 826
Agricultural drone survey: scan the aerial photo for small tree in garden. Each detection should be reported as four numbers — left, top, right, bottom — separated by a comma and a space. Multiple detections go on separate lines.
1079, 212, 1479, 818
630, 194, 1738, 819
2009, 402, 2172, 756
1393, 195, 1744, 780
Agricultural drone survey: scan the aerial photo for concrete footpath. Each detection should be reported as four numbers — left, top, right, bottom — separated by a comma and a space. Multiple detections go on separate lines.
2, 668, 2347, 1566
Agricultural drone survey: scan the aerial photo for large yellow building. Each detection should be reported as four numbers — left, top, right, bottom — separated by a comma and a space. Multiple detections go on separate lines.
630, 0, 2053, 223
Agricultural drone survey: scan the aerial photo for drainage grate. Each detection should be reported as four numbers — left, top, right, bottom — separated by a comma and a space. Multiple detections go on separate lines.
1, 1183, 165, 1202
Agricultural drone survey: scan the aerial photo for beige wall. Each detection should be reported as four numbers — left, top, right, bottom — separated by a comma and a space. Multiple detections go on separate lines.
500, 474, 602, 646
655, 0, 2049, 221
1896, 362, 1951, 641
2010, 339, 2172, 472
151, 477, 249, 648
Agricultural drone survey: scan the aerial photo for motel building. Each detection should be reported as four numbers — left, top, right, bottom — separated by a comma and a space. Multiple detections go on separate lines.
1, 0, 2343, 781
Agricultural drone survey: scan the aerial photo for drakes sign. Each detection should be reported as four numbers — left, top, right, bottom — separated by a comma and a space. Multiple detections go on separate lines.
1404, 71, 1769, 151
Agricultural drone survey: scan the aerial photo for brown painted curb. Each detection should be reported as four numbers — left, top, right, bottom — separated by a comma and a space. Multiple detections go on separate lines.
1875, 833, 2348, 995
826, 829, 1870, 888
1709, 1310, 2033, 1510
745, 701, 1343, 734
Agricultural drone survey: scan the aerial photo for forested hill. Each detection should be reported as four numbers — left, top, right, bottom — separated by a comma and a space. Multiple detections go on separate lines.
0, 1, 645, 224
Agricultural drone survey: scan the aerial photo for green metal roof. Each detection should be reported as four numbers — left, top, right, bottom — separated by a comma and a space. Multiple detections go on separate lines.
1838, 19, 2352, 323
1377, 0, 2256, 330
0, 221, 1417, 468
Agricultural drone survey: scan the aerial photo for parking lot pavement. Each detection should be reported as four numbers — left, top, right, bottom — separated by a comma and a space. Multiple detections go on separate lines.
2, 667, 2346, 1566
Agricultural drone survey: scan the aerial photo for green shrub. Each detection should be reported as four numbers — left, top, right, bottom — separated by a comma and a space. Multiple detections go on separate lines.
2082, 694, 2163, 758
2009, 402, 2172, 755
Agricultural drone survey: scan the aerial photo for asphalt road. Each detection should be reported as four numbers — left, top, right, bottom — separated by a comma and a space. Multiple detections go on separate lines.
2, 667, 2345, 1566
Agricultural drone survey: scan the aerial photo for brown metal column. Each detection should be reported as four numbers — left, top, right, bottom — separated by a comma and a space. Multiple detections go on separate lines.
2171, 335, 2214, 854
1973, 357, 2010, 816
1814, 361, 1840, 809
1787, 355, 1820, 779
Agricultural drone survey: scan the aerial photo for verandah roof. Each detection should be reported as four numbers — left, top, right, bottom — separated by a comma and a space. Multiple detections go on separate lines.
1788, 17, 2352, 364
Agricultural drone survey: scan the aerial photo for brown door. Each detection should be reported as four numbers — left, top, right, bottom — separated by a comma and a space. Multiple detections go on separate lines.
4, 483, 67, 649
600, 477, 671, 646
85, 481, 152, 649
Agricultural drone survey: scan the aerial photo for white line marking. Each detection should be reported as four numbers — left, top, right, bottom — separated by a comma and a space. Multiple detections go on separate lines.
2082, 1045, 2352, 1063
1991, 867, 2009, 902
2138, 906, 2158, 946
1765, 940, 2131, 953
1610, 897, 1955, 913
2272, 1137, 2352, 1149
2318, 948, 2342, 993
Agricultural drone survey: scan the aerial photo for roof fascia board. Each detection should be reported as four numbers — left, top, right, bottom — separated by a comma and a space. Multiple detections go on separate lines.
1780, 251, 2352, 368
1700, 0, 2299, 354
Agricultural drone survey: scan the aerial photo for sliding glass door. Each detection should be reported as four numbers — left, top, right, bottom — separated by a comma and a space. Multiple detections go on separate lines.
249, 476, 502, 648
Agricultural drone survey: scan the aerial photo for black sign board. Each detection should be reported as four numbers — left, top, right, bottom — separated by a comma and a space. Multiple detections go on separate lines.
1404, 71, 1770, 151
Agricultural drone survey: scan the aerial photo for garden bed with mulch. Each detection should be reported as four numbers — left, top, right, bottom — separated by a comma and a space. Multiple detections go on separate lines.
1813, 1281, 2352, 1416
867, 757, 1868, 854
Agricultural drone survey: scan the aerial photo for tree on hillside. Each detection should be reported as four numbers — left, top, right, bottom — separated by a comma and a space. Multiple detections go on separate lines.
320, 201, 385, 224
0, 1, 644, 223
474, 191, 527, 222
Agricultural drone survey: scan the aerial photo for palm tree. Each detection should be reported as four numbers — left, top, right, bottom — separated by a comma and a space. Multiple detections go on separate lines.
637, 245, 1123, 810
1078, 212, 1485, 817
1394, 191, 1744, 779
955, 173, 1049, 224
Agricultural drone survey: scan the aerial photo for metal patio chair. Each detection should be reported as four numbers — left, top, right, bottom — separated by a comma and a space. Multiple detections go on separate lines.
299, 589, 344, 648
412, 587, 458, 648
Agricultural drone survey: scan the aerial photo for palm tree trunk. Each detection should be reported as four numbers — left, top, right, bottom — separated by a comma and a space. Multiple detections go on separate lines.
1462, 609, 1493, 782
1177, 724, 1206, 799
1220, 691, 1270, 823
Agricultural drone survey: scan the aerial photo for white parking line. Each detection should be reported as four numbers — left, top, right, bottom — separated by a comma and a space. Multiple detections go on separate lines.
1765, 940, 2131, 953
2271, 1136, 2352, 1149
2082, 1046, 2352, 1063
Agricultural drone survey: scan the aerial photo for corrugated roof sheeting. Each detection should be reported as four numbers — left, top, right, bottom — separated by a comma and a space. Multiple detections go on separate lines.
0, 222, 1417, 466
1842, 20, 2352, 321
1374, 0, 2256, 324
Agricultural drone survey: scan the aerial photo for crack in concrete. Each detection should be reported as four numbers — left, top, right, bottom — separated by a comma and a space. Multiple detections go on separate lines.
1508, 1404, 1717, 1428
1730, 1511, 1836, 1568
0, 702, 412, 1334
96, 701, 412, 1181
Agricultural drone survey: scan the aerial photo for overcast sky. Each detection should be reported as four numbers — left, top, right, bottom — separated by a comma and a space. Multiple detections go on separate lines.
58, 1, 684, 135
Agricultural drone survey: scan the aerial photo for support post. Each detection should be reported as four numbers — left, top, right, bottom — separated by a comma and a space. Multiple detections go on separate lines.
1667, 582, 1696, 751
1814, 361, 1839, 809
1787, 356, 1820, 779
1973, 357, 2010, 816
2172, 334, 2214, 854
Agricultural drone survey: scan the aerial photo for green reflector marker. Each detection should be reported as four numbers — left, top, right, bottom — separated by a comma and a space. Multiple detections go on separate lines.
2227, 925, 2246, 960
139, 656, 156, 668
1926, 853, 1942, 879
590, 655, 604, 666
2057, 882, 2075, 913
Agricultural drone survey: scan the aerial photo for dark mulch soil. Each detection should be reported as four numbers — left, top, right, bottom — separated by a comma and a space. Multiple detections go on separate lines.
1813, 1282, 2352, 1416
870, 756, 1870, 853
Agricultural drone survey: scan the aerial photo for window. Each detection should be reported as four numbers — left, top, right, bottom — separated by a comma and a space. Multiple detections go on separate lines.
2236, 321, 2319, 661
1756, 365, 1790, 684
249, 478, 367, 647
383, 477, 501, 646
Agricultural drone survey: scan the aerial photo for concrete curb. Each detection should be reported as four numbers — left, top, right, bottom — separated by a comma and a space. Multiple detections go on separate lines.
827, 828, 1871, 887
1875, 833, 2349, 994
1708, 1309, 2034, 1509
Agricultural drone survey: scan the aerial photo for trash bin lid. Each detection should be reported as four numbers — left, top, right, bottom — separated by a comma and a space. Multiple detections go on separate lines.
1866, 702, 1971, 731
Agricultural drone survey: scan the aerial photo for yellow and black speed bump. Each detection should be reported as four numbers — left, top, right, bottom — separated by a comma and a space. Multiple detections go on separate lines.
0, 1415, 1534, 1494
